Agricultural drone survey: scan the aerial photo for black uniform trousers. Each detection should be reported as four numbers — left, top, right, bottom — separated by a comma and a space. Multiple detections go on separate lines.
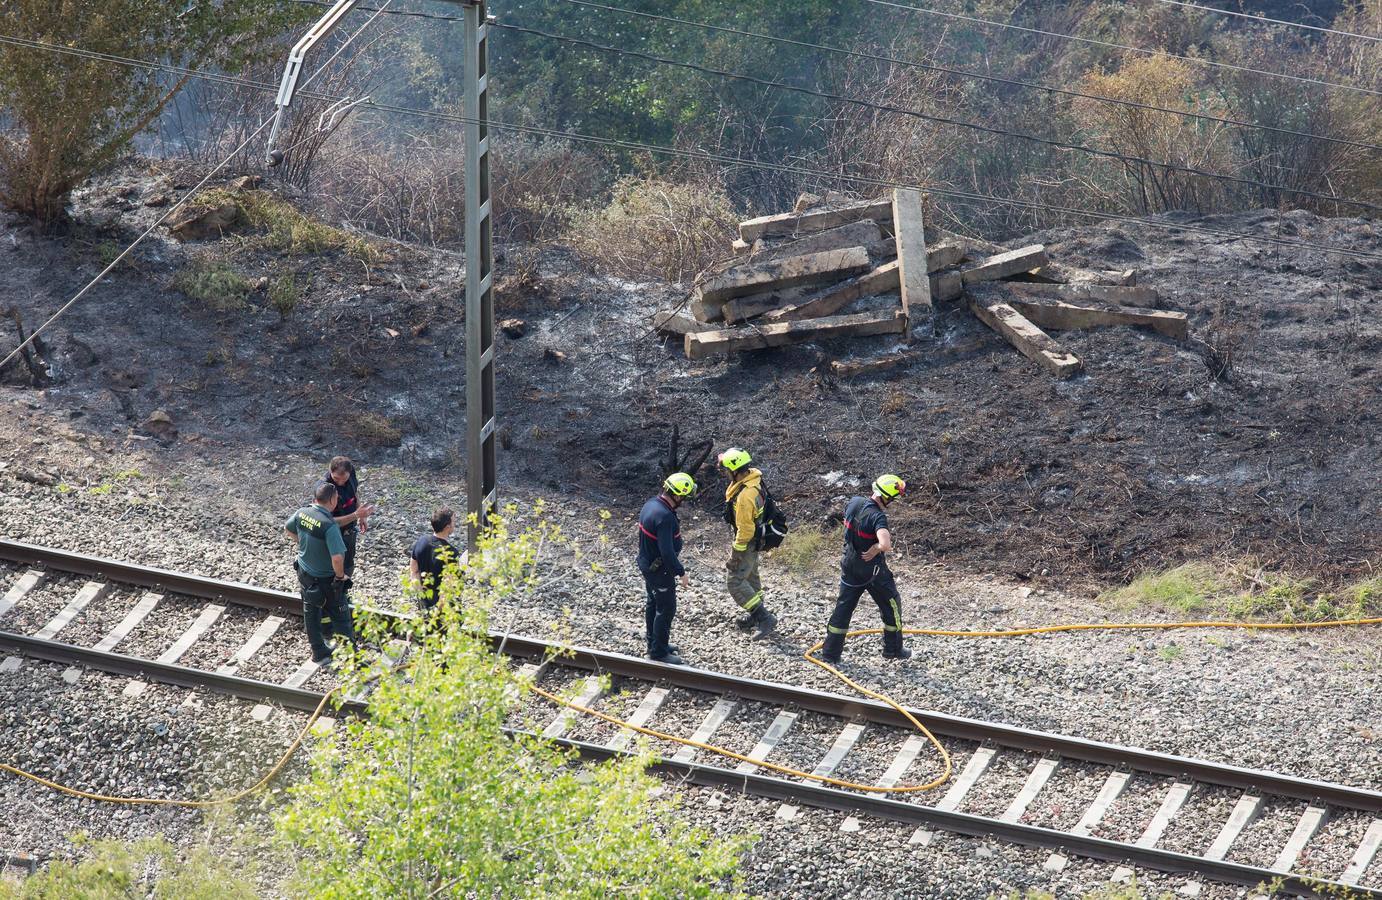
827, 562, 903, 648
643, 572, 677, 659
297, 568, 357, 662
323, 525, 357, 640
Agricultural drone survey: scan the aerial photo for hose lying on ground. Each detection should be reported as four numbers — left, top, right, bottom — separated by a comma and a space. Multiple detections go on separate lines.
5, 614, 1380, 804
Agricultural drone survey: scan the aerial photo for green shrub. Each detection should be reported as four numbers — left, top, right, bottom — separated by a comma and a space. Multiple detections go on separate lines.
0, 836, 257, 899
202, 188, 380, 262
276, 512, 749, 897
171, 261, 251, 312
95, 240, 122, 269
1346, 577, 1382, 617
1104, 561, 1382, 624
0, 0, 305, 227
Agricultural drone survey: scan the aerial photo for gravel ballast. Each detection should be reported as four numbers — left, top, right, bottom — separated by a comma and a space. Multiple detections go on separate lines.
1, 407, 1379, 896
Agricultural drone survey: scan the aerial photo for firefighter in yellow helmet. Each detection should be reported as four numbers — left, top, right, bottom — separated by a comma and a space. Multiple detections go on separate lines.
818, 474, 911, 664
718, 447, 778, 639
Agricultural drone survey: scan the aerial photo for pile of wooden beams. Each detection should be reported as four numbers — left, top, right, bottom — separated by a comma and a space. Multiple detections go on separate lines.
656, 189, 1189, 377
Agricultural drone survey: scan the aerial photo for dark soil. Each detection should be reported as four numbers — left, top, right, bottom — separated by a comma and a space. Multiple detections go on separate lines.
1, 164, 1378, 589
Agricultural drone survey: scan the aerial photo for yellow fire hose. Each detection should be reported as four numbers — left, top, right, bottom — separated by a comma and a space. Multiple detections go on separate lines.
3, 615, 1380, 806
0, 687, 337, 807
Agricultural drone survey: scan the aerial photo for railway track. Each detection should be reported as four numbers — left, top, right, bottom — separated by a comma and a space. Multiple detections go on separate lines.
1, 537, 1379, 896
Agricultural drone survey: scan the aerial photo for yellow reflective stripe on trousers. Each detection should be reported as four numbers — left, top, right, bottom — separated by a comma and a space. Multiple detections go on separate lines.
884, 597, 903, 632
742, 591, 763, 611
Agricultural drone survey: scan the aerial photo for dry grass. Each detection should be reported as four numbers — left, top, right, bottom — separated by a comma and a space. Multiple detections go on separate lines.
1102, 560, 1382, 623
344, 411, 403, 448
199, 188, 380, 263
563, 175, 738, 284
770, 526, 832, 577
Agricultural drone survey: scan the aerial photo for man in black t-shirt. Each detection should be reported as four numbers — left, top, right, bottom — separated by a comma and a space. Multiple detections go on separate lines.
410, 507, 458, 610
817, 474, 912, 665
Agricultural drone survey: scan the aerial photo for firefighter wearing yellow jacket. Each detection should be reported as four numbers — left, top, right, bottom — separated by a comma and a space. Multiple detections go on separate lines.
719, 447, 779, 638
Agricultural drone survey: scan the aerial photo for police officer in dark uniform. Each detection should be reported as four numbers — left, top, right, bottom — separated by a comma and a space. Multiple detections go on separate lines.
637, 473, 696, 665
286, 481, 357, 664
817, 474, 912, 664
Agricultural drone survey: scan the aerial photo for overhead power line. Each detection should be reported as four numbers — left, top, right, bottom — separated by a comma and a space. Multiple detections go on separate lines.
1154, 0, 1382, 42
861, 0, 1382, 98
560, 0, 1381, 153
408, 112, 1382, 262
1, 31, 1379, 263
498, 21, 1382, 213
285, 0, 1382, 153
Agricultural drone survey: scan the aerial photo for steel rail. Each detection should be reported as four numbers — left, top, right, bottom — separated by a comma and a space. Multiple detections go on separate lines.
495, 634, 1382, 815
3, 540, 1378, 813
554, 735, 1380, 899
0, 539, 414, 624
0, 630, 365, 717
0, 539, 302, 616
3, 539, 1378, 812
1, 628, 1377, 895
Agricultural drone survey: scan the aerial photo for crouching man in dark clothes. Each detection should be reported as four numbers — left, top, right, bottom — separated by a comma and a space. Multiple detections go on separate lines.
410, 507, 458, 610
638, 473, 696, 665
286, 482, 357, 665
817, 474, 912, 664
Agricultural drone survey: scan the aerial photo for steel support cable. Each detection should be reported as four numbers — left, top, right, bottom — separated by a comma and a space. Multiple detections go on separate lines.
3, 617, 1381, 806
281, 0, 1382, 153
1154, 0, 1382, 43
0, 1, 395, 373
861, 0, 1382, 98
3, 32, 1381, 264
495, 22, 1382, 214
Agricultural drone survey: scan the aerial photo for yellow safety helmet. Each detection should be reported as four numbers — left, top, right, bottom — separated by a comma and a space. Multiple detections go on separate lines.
663, 472, 697, 498
718, 447, 752, 472
873, 474, 907, 499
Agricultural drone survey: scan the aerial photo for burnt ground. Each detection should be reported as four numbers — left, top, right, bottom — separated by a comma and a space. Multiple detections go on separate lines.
1, 162, 1379, 590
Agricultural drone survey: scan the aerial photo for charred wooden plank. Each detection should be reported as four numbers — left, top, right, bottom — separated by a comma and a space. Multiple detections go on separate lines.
967, 293, 1082, 378
692, 246, 870, 321
961, 245, 1049, 285
829, 351, 919, 377
684, 310, 907, 359
1004, 290, 1188, 340
892, 188, 932, 321
738, 199, 893, 242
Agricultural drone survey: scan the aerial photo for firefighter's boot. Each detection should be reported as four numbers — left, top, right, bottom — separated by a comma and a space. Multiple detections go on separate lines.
882, 629, 912, 660
818, 630, 847, 665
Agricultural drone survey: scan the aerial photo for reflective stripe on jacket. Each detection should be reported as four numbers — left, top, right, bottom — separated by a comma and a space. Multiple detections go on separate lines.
725, 469, 764, 552
637, 495, 684, 577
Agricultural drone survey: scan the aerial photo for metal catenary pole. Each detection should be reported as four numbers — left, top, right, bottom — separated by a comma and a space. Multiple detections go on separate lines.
462, 0, 497, 552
